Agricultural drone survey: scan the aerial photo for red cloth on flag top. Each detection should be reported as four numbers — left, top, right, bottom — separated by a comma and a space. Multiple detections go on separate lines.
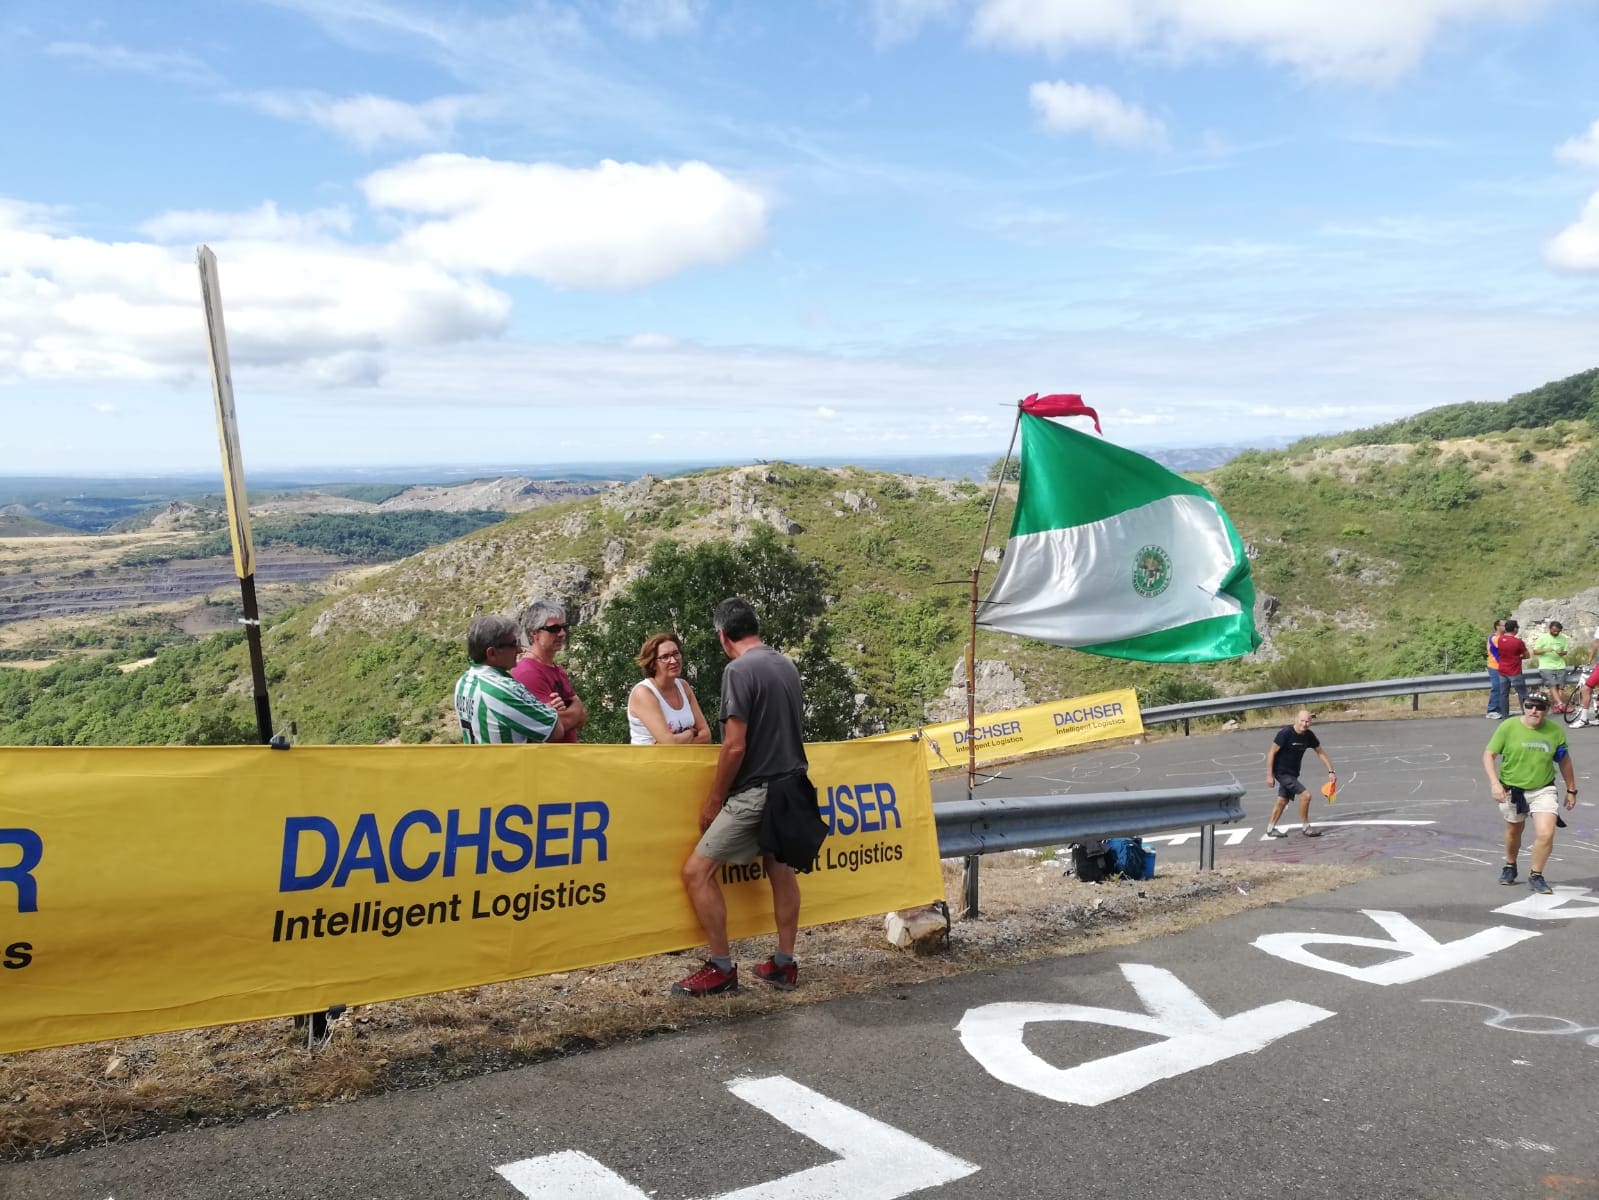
1021, 392, 1100, 433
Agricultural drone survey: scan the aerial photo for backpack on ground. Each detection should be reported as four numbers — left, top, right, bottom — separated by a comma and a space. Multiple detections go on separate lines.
1105, 837, 1148, 880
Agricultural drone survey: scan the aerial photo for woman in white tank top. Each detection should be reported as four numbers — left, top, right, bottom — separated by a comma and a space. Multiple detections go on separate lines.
628, 633, 711, 745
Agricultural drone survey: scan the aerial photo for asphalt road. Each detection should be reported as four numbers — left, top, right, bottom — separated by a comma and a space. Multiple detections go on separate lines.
6, 715, 1598, 1200
934, 713, 1599, 876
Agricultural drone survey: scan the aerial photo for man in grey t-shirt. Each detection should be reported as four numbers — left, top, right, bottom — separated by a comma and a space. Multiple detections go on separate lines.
672, 597, 808, 998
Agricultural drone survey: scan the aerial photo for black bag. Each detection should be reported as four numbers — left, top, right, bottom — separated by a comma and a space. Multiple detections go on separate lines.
757, 771, 827, 871
1069, 840, 1112, 883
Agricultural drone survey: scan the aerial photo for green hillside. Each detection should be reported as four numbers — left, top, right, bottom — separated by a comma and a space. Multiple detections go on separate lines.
3, 368, 1596, 747
0, 509, 76, 537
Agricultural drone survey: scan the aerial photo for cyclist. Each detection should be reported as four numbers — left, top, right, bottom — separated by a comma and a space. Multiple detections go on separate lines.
1572, 625, 1599, 729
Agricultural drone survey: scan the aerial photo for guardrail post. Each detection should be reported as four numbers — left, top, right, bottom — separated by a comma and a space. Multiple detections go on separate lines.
1182, 718, 1190, 737
962, 854, 980, 918
1412, 692, 1419, 711
1199, 823, 1215, 871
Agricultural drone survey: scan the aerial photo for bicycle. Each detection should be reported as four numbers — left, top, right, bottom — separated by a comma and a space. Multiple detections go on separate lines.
1550, 665, 1588, 725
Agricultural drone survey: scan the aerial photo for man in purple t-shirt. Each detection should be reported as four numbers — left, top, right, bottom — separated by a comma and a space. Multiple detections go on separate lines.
511, 600, 586, 744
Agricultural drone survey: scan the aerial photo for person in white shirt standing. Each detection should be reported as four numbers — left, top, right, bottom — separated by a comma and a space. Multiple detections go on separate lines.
627, 632, 711, 745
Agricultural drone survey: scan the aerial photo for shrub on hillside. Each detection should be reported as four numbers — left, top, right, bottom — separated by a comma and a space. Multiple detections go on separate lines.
1383, 617, 1484, 677
1567, 446, 1599, 506
1264, 649, 1359, 691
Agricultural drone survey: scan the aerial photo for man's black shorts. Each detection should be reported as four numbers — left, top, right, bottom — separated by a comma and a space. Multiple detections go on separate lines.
1276, 772, 1308, 801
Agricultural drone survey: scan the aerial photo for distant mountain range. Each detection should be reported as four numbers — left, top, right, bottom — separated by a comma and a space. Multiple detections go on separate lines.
0, 439, 1291, 533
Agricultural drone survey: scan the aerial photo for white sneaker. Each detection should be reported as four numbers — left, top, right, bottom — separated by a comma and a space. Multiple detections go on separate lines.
1485, 711, 1503, 719
1573, 711, 1591, 729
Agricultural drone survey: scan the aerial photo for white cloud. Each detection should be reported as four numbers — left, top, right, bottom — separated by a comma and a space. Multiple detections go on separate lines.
363, 155, 767, 290
815, 405, 838, 418
1029, 81, 1166, 148
1546, 192, 1599, 270
974, 0, 1541, 84
238, 91, 495, 149
1555, 119, 1599, 168
14, 305, 1599, 473
0, 152, 763, 388
140, 202, 353, 243
0, 199, 509, 386
45, 41, 219, 87
611, 0, 705, 38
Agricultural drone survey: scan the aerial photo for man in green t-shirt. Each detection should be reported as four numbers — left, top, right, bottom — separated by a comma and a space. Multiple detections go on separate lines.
1483, 693, 1578, 894
1530, 621, 1573, 711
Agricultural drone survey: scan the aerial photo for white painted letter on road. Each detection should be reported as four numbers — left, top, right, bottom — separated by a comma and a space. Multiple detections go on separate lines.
1252, 909, 1538, 985
956, 963, 1333, 1106
1494, 885, 1599, 922
495, 1074, 978, 1199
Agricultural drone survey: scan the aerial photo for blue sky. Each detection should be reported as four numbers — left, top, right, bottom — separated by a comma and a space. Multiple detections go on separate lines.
2, 0, 1598, 474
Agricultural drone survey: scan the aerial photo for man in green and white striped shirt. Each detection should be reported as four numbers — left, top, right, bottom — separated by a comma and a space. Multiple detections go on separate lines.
454, 615, 569, 744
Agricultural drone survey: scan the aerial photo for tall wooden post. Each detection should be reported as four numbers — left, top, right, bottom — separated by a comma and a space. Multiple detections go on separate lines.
196, 246, 273, 745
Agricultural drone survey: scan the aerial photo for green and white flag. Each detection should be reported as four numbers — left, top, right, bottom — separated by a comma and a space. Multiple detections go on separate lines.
978, 412, 1259, 662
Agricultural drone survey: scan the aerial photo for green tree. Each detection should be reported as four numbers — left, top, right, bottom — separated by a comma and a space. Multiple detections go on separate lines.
1384, 617, 1484, 676
569, 527, 855, 744
986, 456, 1020, 482
1567, 445, 1599, 506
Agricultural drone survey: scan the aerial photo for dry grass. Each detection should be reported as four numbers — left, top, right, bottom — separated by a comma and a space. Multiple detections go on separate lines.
0, 856, 1366, 1162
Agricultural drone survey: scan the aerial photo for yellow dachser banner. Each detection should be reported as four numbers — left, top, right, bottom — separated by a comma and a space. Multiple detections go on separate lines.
0, 739, 940, 1054
873, 687, 1143, 772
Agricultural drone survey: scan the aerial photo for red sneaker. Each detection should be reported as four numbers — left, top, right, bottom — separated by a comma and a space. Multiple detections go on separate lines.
671, 960, 738, 997
754, 957, 798, 991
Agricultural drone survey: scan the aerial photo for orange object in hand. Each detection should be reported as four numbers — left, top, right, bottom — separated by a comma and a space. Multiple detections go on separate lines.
1321, 780, 1338, 804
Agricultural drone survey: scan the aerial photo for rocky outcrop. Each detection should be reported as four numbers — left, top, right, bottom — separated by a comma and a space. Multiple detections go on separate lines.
309, 593, 422, 637
839, 489, 877, 514
147, 501, 216, 532
1514, 587, 1599, 640
380, 477, 614, 513
926, 657, 1032, 722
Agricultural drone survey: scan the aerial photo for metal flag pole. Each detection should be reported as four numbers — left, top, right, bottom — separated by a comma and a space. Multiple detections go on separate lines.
196, 246, 273, 746
961, 398, 1025, 918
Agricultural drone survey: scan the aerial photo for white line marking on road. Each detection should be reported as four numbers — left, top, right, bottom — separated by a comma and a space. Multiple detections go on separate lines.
1492, 885, 1599, 921
495, 1076, 979, 1199
498, 1150, 649, 1199
956, 963, 1333, 1106
1252, 909, 1538, 985
1144, 819, 1436, 847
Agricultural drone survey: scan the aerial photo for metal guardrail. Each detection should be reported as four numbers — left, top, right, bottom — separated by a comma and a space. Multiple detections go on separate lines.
1141, 670, 1503, 733
936, 784, 1246, 916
